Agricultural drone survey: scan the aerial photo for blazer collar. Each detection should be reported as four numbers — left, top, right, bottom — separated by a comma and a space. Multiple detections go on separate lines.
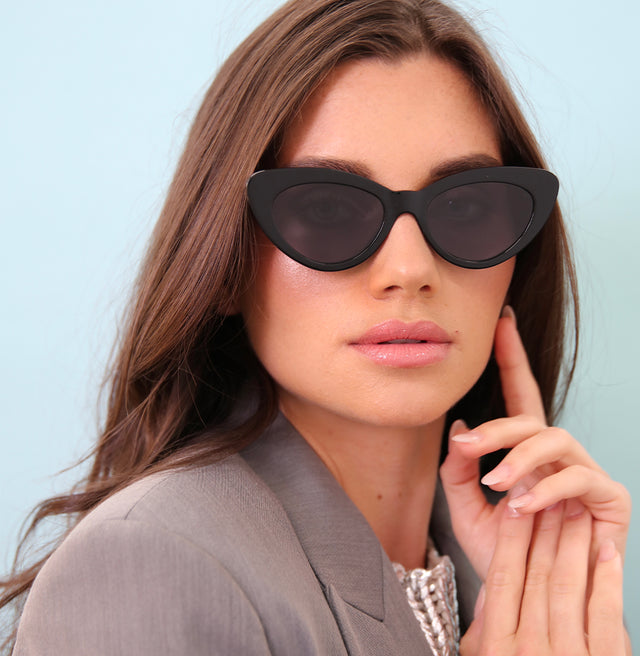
242, 413, 387, 620
242, 412, 481, 630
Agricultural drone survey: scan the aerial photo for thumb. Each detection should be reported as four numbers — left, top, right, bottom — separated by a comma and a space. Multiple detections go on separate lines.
440, 419, 487, 528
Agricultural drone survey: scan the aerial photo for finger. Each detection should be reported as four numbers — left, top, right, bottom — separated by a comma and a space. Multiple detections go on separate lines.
494, 306, 546, 421
506, 466, 630, 525
548, 500, 591, 652
506, 468, 630, 567
440, 420, 488, 522
442, 419, 513, 580
517, 502, 564, 645
459, 586, 485, 656
481, 502, 534, 643
587, 540, 626, 656
450, 414, 545, 459
477, 426, 601, 493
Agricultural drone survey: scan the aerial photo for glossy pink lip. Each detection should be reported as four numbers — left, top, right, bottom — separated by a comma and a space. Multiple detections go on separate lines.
350, 320, 452, 368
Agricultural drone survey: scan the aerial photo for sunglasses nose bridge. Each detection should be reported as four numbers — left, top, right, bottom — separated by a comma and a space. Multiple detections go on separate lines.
390, 189, 427, 238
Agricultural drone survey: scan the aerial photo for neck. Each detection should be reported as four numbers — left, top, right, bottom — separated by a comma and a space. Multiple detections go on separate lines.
280, 399, 444, 569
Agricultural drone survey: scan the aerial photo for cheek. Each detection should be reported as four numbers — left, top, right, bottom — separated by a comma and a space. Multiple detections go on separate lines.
456, 259, 514, 353
440, 260, 514, 403
241, 243, 337, 364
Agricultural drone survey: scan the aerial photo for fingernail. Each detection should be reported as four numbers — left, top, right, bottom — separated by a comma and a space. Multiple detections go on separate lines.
451, 431, 483, 444
565, 498, 585, 518
509, 482, 531, 499
597, 539, 618, 563
507, 482, 534, 509
506, 504, 523, 518
474, 585, 485, 617
480, 463, 511, 486
448, 419, 468, 437
501, 305, 516, 324
508, 493, 534, 509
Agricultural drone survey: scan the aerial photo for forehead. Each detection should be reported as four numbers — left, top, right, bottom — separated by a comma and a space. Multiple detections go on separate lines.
278, 53, 501, 189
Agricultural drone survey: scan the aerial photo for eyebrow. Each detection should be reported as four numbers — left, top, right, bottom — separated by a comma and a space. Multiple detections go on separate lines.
285, 154, 503, 188
287, 157, 373, 178
429, 154, 503, 180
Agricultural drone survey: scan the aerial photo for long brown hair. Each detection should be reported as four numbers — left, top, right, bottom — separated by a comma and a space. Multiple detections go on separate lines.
1, 0, 578, 649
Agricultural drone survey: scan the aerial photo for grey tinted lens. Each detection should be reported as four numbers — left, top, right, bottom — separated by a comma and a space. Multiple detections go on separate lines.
426, 182, 534, 260
273, 183, 384, 263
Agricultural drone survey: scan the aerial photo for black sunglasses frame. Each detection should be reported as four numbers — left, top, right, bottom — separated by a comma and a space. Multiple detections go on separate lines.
247, 166, 558, 271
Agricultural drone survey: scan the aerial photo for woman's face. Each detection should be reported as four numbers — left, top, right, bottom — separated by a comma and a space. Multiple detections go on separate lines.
241, 53, 514, 431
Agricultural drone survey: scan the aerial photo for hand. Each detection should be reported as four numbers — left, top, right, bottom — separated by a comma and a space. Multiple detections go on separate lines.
440, 307, 631, 580
459, 499, 629, 655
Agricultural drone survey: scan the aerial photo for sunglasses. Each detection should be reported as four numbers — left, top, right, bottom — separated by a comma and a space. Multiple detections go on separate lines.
247, 166, 558, 271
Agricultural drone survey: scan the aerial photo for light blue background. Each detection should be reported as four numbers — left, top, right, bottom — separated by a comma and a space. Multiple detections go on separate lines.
2, 0, 638, 640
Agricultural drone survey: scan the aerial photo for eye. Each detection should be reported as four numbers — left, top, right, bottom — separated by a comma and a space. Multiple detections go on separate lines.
271, 182, 385, 263
293, 186, 359, 226
425, 181, 534, 261
437, 185, 491, 222
273, 182, 383, 231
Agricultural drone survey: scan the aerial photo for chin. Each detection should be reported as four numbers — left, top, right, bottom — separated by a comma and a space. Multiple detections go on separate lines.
356, 402, 450, 430
314, 391, 456, 432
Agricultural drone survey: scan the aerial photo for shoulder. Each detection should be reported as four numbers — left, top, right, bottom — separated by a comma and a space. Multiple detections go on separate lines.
77, 454, 290, 545
14, 456, 339, 655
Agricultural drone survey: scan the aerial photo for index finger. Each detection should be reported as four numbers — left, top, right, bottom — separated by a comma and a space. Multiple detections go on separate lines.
481, 503, 535, 643
494, 306, 546, 422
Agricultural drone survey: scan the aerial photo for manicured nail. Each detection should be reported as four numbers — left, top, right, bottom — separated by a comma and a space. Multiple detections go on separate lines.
474, 585, 485, 617
501, 305, 516, 323
564, 498, 585, 518
508, 493, 534, 509
480, 463, 511, 486
448, 419, 468, 437
506, 481, 533, 509
506, 504, 523, 518
598, 539, 618, 563
451, 431, 483, 444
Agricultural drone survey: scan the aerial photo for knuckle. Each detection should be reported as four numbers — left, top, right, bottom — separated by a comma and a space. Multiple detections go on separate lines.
479, 646, 504, 656
588, 598, 623, 625
486, 567, 516, 590
543, 425, 572, 448
534, 509, 562, 532
514, 643, 545, 656
549, 425, 570, 439
479, 644, 509, 656
549, 578, 581, 598
523, 567, 549, 590
551, 640, 585, 656
613, 482, 632, 514
562, 463, 588, 480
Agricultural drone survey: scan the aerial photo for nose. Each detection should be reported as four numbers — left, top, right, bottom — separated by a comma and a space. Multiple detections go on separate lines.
367, 213, 442, 299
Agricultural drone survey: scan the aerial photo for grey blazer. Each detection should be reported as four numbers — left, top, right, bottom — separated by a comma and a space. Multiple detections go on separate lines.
14, 414, 480, 655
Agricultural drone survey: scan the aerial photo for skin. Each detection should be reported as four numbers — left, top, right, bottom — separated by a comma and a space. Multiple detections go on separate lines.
241, 53, 631, 653
446, 312, 632, 654
243, 53, 513, 568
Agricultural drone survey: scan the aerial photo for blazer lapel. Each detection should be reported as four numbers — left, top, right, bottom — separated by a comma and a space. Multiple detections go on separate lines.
242, 413, 431, 654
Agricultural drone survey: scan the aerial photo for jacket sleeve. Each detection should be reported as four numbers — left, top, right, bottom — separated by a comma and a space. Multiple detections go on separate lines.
13, 518, 273, 655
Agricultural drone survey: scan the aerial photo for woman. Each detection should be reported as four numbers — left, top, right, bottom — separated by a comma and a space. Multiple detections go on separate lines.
1, 0, 631, 654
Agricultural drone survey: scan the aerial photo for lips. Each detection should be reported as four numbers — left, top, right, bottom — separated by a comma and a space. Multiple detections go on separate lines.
354, 320, 452, 345
350, 320, 452, 368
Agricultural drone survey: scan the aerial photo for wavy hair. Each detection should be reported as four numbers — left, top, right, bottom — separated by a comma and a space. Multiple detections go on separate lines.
1, 0, 578, 650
